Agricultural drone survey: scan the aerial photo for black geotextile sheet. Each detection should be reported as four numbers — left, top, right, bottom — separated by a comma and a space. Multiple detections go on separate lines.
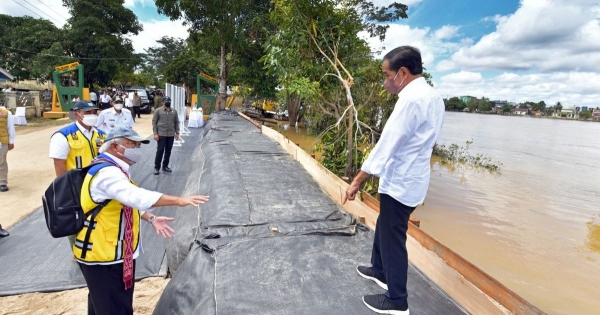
165, 112, 354, 274
0, 126, 205, 296
157, 112, 466, 315
155, 225, 467, 315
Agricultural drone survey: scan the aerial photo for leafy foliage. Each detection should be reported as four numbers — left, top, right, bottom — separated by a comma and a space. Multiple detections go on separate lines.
62, 0, 143, 87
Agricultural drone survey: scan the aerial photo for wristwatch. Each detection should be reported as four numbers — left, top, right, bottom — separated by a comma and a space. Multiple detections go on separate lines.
148, 215, 156, 224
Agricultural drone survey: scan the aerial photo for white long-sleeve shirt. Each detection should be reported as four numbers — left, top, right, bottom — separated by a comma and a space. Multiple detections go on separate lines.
81, 153, 163, 264
361, 77, 445, 207
0, 106, 16, 145
96, 107, 134, 132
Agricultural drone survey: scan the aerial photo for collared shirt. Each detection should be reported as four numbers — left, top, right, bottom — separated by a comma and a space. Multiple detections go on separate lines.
89, 92, 97, 101
0, 106, 15, 145
124, 97, 133, 108
361, 77, 445, 207
152, 107, 180, 137
85, 153, 163, 264
100, 94, 112, 104
49, 121, 98, 159
96, 108, 134, 132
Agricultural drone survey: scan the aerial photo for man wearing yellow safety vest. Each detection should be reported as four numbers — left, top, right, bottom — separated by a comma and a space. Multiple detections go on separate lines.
76, 126, 209, 315
49, 101, 106, 249
0, 102, 15, 192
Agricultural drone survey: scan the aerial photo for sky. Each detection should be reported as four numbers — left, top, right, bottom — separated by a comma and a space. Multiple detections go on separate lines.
1, 0, 600, 106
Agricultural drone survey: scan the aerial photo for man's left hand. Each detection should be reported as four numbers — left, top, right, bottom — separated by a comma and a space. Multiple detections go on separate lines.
8, 144, 14, 151
175, 134, 180, 140
151, 216, 176, 239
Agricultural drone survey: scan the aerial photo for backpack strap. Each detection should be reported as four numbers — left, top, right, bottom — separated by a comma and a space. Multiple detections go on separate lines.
80, 199, 110, 259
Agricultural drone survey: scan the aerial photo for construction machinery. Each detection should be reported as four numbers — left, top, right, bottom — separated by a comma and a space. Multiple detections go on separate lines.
43, 62, 90, 118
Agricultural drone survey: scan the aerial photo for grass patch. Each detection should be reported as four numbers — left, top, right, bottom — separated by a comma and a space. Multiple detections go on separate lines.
433, 140, 502, 173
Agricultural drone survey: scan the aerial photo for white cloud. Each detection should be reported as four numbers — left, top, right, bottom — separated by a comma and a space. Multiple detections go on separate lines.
448, 0, 600, 72
124, 0, 153, 8
0, 0, 70, 27
128, 19, 188, 53
433, 25, 460, 40
441, 71, 482, 84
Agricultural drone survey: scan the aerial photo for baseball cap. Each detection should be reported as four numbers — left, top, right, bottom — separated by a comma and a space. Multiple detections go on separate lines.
114, 97, 123, 103
72, 101, 98, 111
163, 96, 171, 105
105, 126, 150, 144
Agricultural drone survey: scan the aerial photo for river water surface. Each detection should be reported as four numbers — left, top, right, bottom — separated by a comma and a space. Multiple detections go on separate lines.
269, 113, 600, 315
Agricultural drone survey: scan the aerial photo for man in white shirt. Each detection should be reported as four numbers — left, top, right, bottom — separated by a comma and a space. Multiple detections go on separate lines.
99, 90, 112, 110
343, 46, 445, 315
76, 126, 209, 315
124, 93, 134, 122
96, 97, 134, 132
0, 104, 16, 192
89, 90, 98, 107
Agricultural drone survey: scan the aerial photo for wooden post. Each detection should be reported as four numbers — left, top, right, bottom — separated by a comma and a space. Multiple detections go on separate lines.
409, 217, 421, 228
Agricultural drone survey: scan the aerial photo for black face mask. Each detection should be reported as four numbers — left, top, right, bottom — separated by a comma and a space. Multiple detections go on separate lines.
164, 103, 171, 107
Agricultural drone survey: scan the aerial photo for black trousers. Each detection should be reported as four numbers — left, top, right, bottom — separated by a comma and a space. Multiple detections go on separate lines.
371, 194, 415, 307
78, 261, 136, 315
100, 102, 110, 110
154, 136, 175, 169
133, 106, 141, 118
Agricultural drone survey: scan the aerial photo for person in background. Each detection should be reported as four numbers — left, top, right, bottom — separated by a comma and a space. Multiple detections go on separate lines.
0, 101, 16, 192
124, 93, 134, 122
89, 89, 98, 107
96, 98, 134, 132
132, 92, 142, 119
74, 126, 209, 315
100, 90, 112, 110
152, 96, 178, 175
153, 92, 163, 110
344, 46, 445, 315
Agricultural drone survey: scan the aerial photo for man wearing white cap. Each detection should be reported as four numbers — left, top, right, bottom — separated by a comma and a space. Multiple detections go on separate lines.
96, 97, 134, 132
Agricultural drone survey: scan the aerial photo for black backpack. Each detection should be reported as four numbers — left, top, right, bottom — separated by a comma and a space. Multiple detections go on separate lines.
42, 162, 111, 258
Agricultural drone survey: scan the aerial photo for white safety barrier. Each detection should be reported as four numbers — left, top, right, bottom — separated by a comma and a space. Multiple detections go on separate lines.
165, 83, 189, 147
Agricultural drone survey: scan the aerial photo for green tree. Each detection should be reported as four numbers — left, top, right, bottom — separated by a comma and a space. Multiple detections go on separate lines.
62, 0, 143, 87
263, 0, 408, 177
156, 0, 273, 110
580, 110, 592, 120
532, 100, 546, 111
466, 98, 479, 112
445, 97, 466, 111
502, 104, 511, 113
0, 14, 65, 81
30, 42, 76, 84
555, 102, 563, 111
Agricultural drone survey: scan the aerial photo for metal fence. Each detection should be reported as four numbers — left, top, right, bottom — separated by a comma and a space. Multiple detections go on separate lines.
165, 83, 190, 147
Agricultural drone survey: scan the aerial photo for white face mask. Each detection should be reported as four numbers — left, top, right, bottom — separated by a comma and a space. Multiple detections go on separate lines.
118, 144, 143, 164
114, 104, 123, 110
80, 114, 99, 127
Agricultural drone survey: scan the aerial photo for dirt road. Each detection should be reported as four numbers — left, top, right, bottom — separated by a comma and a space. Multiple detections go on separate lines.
0, 114, 165, 314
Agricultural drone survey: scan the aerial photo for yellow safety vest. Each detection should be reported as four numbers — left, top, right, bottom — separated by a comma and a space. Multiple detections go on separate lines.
53, 123, 106, 170
73, 161, 141, 263
0, 108, 9, 144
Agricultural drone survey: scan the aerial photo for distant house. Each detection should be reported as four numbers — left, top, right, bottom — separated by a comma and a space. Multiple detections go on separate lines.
512, 108, 529, 115
530, 110, 542, 116
552, 105, 578, 119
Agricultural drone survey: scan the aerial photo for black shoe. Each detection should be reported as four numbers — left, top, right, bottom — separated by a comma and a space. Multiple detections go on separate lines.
357, 266, 388, 290
0, 225, 9, 237
154, 168, 159, 175
0, 185, 8, 192
162, 166, 172, 173
362, 294, 409, 315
